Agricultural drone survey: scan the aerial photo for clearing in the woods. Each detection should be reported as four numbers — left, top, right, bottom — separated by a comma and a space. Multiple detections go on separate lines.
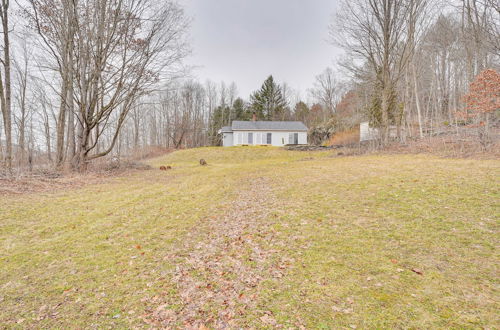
0, 147, 498, 328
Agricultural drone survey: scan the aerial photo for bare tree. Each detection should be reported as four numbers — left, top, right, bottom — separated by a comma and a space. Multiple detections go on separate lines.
26, 0, 77, 169
333, 0, 414, 143
38, 90, 54, 162
0, 0, 12, 173
27, 0, 190, 171
309, 67, 344, 121
205, 80, 218, 143
227, 81, 238, 121
460, 0, 498, 79
405, 0, 434, 138
13, 45, 30, 168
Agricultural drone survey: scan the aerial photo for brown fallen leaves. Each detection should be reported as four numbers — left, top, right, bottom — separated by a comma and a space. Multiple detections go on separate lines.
143, 177, 286, 328
260, 313, 277, 326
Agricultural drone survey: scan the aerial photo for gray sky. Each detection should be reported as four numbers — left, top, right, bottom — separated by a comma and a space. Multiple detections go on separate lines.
181, 0, 342, 99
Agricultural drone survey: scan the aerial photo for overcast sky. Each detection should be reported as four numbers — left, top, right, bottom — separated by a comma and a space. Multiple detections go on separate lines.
181, 0, 342, 99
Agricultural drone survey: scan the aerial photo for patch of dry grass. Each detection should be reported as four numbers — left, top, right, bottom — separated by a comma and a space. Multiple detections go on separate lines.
255, 154, 499, 328
0, 147, 498, 328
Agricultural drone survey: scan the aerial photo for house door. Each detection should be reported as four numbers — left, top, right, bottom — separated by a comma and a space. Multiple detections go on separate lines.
248, 132, 253, 144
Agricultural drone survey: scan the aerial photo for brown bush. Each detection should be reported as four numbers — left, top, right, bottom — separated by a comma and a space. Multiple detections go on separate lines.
328, 128, 360, 147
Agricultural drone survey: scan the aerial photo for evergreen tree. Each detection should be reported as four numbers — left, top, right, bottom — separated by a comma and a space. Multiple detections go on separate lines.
232, 98, 250, 121
250, 76, 287, 120
294, 101, 310, 124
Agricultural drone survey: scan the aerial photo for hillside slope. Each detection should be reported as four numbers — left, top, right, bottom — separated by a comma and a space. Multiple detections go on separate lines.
0, 147, 498, 328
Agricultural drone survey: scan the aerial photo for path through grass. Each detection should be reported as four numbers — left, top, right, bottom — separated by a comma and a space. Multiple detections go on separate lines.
0, 147, 498, 328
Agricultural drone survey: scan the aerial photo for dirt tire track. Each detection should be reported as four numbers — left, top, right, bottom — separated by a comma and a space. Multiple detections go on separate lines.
145, 176, 290, 328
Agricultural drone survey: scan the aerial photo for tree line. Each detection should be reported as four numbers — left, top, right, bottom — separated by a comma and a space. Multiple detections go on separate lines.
0, 0, 191, 173
0, 0, 498, 175
0, 0, 343, 175
332, 0, 499, 145
114, 74, 342, 150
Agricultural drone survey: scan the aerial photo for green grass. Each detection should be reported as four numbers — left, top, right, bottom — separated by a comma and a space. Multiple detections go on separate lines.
0, 147, 498, 328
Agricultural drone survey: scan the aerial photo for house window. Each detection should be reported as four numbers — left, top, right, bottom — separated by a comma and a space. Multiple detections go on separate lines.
267, 133, 272, 144
288, 133, 299, 145
248, 132, 253, 144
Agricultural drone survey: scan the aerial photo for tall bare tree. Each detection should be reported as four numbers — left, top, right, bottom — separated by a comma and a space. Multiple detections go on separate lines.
0, 0, 12, 173
27, 0, 77, 169
14, 46, 30, 168
309, 67, 344, 121
333, 0, 414, 143
332, 0, 456, 143
27, 0, 189, 171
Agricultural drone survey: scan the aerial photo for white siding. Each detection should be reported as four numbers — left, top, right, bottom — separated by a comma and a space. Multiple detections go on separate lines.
360, 122, 379, 141
222, 132, 233, 146
229, 130, 307, 147
271, 132, 289, 146
298, 132, 307, 144
360, 122, 399, 142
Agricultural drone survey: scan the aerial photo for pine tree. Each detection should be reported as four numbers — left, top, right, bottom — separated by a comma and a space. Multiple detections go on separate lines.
232, 98, 250, 120
294, 101, 310, 124
250, 76, 287, 120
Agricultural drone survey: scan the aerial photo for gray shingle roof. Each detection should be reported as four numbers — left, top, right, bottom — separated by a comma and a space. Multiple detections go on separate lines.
232, 121, 307, 131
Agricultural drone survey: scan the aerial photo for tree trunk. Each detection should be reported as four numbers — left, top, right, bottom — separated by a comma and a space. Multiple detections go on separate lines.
0, 124, 3, 161
56, 0, 76, 170
67, 84, 75, 163
55, 85, 67, 169
412, 63, 424, 138
380, 71, 392, 145
19, 113, 26, 167
0, 0, 12, 174
75, 126, 90, 172
44, 120, 52, 162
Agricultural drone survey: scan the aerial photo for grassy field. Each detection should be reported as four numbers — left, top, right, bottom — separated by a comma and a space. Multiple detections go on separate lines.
0, 147, 498, 328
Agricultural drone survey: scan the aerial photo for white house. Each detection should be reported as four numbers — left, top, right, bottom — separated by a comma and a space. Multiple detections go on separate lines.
219, 120, 308, 147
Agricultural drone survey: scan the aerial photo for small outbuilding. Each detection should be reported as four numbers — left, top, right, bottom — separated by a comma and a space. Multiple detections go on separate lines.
359, 122, 379, 142
359, 121, 400, 142
219, 120, 308, 147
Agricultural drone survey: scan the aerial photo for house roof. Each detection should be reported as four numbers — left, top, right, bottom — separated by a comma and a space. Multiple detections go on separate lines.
231, 121, 308, 131
220, 126, 233, 133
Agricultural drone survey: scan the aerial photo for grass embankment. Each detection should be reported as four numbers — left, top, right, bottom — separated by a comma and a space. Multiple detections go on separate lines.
0, 147, 498, 328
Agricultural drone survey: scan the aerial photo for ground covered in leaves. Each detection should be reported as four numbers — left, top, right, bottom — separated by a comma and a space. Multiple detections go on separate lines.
0, 147, 498, 328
